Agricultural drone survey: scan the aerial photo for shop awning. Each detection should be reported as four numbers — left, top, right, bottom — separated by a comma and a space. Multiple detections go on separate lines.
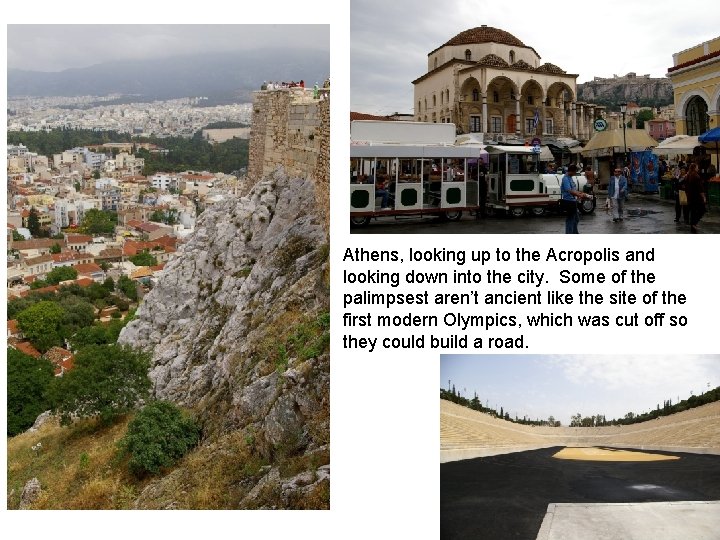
652, 135, 700, 155
581, 128, 658, 156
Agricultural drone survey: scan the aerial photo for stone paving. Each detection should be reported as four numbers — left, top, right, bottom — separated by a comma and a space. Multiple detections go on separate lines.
354, 192, 720, 234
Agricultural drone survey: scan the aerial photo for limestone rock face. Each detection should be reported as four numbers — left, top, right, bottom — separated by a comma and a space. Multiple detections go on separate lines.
120, 167, 327, 406
118, 168, 329, 508
19, 478, 42, 509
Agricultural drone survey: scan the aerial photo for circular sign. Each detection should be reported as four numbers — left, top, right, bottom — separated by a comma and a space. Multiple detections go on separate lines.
594, 118, 608, 132
532, 144, 541, 154
531, 137, 541, 146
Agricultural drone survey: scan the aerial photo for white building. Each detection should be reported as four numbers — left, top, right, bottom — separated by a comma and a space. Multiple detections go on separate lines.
54, 197, 102, 229
151, 173, 175, 191
412, 25, 602, 142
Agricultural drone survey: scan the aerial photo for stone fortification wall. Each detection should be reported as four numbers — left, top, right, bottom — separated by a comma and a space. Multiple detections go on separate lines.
248, 89, 329, 229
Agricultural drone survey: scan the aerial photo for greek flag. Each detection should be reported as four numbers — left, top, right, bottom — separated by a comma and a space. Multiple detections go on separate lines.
533, 108, 540, 129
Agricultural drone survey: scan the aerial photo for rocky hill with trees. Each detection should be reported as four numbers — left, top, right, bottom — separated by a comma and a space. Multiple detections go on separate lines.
578, 73, 673, 109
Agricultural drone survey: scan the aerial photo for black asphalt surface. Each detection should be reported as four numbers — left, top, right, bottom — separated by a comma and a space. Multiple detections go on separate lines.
353, 194, 720, 234
440, 447, 720, 540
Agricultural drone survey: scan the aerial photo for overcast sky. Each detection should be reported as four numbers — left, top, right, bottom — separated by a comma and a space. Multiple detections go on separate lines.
7, 24, 329, 72
352, 0, 719, 116
441, 355, 720, 425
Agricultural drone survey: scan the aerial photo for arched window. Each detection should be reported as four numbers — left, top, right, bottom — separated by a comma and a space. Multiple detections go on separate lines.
686, 96, 709, 135
509, 50, 515, 63
434, 57, 438, 69
433, 94, 437, 107
446, 89, 450, 102
418, 100, 421, 112
465, 49, 472, 61
493, 91, 499, 103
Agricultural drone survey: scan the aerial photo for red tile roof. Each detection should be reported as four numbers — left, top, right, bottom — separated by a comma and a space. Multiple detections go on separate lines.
20, 284, 60, 297
14, 341, 42, 358
7, 319, 20, 335
67, 235, 93, 244
74, 263, 104, 275
350, 112, 397, 121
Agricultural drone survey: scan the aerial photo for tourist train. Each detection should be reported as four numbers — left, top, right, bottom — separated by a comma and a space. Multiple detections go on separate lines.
350, 120, 595, 226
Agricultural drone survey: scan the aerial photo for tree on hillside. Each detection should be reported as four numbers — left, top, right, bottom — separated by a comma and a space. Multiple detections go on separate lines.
45, 266, 78, 285
117, 275, 139, 301
12, 230, 25, 242
80, 208, 118, 235
118, 400, 200, 476
7, 348, 55, 436
50, 242, 62, 254
47, 344, 151, 425
130, 250, 158, 267
16, 301, 65, 353
28, 207, 41, 237
636, 109, 654, 129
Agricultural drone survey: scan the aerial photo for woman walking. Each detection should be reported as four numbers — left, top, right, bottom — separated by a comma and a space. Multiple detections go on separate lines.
685, 163, 706, 233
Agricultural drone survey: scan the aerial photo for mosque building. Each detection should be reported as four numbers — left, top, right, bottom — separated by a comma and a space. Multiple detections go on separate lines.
412, 25, 602, 144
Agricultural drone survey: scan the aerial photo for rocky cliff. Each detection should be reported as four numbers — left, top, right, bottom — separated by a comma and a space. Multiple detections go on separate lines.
579, 75, 673, 107
118, 167, 329, 508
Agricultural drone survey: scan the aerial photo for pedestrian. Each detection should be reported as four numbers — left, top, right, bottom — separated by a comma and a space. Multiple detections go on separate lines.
607, 167, 628, 222
584, 166, 596, 196
560, 164, 591, 234
673, 165, 689, 223
685, 162, 706, 233
313, 82, 319, 99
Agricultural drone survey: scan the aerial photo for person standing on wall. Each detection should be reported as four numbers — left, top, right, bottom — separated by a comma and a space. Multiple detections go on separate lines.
560, 164, 591, 234
608, 167, 628, 222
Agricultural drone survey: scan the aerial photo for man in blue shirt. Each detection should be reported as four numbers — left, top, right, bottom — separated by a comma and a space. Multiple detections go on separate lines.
560, 164, 591, 233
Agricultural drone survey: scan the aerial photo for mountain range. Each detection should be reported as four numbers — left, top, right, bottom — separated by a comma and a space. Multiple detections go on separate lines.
8, 48, 329, 101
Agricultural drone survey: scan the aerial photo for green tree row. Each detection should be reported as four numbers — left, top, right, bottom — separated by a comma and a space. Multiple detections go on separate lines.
8, 128, 132, 156
8, 343, 199, 477
10, 276, 138, 352
9, 128, 249, 175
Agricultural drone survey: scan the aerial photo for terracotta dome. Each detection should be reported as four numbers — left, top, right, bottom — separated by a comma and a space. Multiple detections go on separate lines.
477, 54, 509, 68
443, 26, 526, 48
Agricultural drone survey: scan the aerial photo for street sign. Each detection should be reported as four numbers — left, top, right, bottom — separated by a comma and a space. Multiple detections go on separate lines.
594, 118, 608, 132
531, 137, 541, 146
532, 144, 541, 154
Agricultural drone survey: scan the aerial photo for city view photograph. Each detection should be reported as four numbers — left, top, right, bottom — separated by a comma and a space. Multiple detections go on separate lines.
350, 0, 720, 234
6, 23, 330, 511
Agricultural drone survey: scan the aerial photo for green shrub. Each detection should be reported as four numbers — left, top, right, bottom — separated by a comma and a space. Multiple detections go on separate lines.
119, 401, 200, 476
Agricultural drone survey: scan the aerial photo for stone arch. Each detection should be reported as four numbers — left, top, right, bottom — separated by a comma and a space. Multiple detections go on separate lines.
460, 76, 481, 102
521, 80, 544, 133
684, 94, 710, 135
710, 86, 720, 115
486, 76, 519, 135
677, 88, 710, 116
546, 82, 575, 135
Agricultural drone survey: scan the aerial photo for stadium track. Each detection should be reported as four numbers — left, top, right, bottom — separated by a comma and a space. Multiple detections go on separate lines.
440, 446, 720, 539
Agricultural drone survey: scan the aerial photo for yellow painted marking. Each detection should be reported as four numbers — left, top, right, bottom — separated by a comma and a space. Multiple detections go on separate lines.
552, 447, 680, 462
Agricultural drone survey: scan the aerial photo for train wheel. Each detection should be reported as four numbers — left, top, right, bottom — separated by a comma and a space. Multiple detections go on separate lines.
530, 207, 546, 216
444, 210, 462, 221
350, 216, 371, 227
510, 207, 525, 217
